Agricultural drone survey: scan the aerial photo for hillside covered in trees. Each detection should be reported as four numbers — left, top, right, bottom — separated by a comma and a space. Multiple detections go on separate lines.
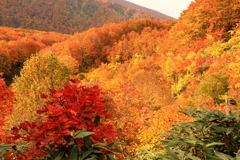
0, 0, 240, 159
0, 0, 174, 34
106, 0, 174, 20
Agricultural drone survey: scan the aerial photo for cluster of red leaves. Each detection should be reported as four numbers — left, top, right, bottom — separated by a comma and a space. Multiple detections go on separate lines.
0, 72, 14, 136
10, 80, 116, 159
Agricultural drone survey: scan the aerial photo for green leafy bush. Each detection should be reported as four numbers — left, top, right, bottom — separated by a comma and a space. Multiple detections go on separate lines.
163, 107, 240, 159
132, 107, 240, 160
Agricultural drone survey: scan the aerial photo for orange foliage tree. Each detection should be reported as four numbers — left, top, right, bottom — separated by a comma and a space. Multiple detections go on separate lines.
0, 26, 70, 84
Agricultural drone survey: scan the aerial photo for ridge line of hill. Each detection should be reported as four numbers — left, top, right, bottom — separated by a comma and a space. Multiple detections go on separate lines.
106, 0, 176, 20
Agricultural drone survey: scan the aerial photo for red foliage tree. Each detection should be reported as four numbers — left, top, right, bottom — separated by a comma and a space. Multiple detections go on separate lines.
0, 72, 14, 135
10, 80, 116, 159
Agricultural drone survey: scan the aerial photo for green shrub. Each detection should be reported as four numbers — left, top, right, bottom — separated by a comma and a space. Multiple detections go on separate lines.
132, 107, 240, 160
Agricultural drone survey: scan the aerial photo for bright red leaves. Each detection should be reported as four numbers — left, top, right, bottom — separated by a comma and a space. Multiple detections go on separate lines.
10, 80, 116, 159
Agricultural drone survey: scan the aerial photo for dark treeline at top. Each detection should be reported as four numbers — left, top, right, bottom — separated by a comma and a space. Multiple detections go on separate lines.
0, 0, 173, 34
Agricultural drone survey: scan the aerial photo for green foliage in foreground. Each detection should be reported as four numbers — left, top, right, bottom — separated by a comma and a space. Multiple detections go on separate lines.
44, 129, 122, 160
0, 130, 122, 160
131, 107, 240, 160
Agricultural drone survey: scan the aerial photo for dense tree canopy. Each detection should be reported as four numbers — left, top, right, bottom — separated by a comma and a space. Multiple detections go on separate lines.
0, 0, 240, 158
0, 0, 172, 34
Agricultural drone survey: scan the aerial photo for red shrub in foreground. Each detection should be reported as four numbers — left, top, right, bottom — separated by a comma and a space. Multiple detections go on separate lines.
10, 80, 116, 159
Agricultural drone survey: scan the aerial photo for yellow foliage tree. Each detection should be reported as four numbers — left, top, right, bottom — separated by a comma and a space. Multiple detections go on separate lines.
195, 71, 229, 102
5, 52, 70, 128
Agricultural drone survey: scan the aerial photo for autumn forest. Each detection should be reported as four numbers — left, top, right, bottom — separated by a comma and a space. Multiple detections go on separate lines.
0, 0, 240, 159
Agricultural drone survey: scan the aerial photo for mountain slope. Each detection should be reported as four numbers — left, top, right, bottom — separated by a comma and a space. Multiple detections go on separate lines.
106, 0, 175, 20
0, 0, 174, 34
